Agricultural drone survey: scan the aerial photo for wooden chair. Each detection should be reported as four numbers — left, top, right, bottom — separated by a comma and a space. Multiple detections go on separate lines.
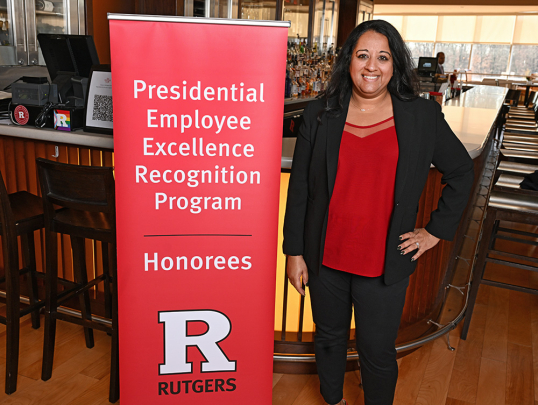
36, 158, 118, 403
461, 174, 538, 340
0, 173, 45, 394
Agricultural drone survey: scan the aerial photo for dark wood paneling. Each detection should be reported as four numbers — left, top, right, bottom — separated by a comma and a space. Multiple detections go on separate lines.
337, 0, 358, 47
86, 0, 137, 64
136, 0, 180, 15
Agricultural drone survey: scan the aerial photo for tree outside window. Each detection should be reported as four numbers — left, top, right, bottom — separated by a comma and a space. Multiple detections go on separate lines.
405, 42, 434, 68
509, 45, 538, 76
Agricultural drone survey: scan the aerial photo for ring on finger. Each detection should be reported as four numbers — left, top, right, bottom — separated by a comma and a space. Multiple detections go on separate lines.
416, 241, 420, 249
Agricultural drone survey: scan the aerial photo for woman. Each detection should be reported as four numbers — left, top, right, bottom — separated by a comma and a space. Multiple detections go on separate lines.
282, 20, 474, 405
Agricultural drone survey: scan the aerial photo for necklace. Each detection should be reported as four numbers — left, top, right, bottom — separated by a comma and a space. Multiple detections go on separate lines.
350, 96, 377, 112
350, 92, 389, 112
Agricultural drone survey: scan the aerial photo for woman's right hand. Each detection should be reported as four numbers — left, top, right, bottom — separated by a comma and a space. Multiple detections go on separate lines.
286, 255, 309, 296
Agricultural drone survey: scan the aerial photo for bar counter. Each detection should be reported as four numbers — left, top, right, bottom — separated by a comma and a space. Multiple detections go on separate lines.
0, 85, 506, 166
0, 85, 507, 373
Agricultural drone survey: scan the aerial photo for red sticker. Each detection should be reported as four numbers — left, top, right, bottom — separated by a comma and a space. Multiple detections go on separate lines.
14, 105, 29, 125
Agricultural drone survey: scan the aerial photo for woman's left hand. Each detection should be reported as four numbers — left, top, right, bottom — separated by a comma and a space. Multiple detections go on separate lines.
398, 228, 440, 262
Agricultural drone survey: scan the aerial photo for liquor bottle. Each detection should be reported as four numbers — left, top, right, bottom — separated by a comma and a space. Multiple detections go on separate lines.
285, 68, 292, 98
291, 78, 299, 99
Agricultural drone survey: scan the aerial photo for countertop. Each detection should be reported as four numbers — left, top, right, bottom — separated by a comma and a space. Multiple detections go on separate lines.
0, 118, 114, 150
443, 85, 507, 160
0, 85, 508, 168
281, 86, 508, 169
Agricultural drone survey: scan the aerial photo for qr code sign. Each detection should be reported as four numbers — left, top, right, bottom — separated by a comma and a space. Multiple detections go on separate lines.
92, 95, 113, 122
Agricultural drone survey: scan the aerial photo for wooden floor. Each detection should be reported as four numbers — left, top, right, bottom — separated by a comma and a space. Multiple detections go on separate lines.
0, 269, 534, 404
273, 274, 538, 405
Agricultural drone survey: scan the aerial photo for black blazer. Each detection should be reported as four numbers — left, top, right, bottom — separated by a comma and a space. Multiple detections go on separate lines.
282, 93, 474, 285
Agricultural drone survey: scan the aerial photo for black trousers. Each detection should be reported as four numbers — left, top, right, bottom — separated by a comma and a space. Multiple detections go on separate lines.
308, 265, 409, 405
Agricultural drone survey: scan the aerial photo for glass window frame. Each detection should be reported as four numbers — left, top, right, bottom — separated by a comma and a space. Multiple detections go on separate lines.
393, 12, 538, 81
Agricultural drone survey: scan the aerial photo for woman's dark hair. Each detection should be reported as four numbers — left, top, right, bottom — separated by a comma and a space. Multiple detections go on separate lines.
321, 19, 418, 117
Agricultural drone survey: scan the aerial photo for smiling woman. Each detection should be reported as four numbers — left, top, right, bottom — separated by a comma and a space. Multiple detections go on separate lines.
283, 19, 474, 405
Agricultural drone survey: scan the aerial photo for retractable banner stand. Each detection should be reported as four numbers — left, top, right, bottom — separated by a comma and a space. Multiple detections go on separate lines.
109, 15, 289, 404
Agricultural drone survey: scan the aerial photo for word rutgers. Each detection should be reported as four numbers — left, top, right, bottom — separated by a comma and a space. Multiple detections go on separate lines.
158, 378, 236, 395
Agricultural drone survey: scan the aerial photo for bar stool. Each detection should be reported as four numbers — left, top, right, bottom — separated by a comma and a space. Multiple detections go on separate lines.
505, 89, 521, 106
36, 158, 118, 403
503, 134, 538, 145
0, 173, 45, 394
503, 142, 538, 152
460, 186, 538, 340
500, 149, 538, 163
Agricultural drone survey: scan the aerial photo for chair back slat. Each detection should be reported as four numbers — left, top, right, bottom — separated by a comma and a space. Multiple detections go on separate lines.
36, 158, 115, 215
0, 173, 19, 280
0, 173, 16, 238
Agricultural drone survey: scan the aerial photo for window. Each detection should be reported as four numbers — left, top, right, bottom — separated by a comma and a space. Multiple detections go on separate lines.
513, 15, 538, 45
437, 16, 476, 43
313, 0, 339, 52
283, 0, 309, 41
373, 9, 538, 78
405, 42, 434, 67
403, 16, 437, 42
374, 16, 403, 34
470, 44, 510, 76
509, 45, 538, 76
474, 16, 515, 44
435, 43, 471, 73
240, 0, 276, 20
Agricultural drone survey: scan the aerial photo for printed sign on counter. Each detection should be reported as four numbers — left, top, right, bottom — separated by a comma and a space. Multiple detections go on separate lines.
109, 15, 289, 404
85, 68, 113, 134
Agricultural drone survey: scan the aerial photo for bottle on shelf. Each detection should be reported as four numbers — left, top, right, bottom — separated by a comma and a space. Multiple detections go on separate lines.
284, 41, 336, 99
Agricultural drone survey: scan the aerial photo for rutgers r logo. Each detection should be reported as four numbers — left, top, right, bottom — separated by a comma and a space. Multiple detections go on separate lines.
159, 310, 236, 375
14, 105, 29, 125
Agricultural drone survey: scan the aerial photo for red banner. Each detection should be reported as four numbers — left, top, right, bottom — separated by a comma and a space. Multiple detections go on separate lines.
109, 16, 288, 404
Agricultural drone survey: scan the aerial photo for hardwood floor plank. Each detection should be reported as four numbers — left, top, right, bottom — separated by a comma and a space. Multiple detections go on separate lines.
530, 295, 538, 403
21, 324, 110, 381
291, 374, 325, 405
273, 373, 284, 388
482, 286, 509, 362
0, 330, 110, 405
448, 303, 487, 403
394, 344, 432, 405
508, 291, 532, 347
445, 398, 474, 405
0, 375, 35, 402
80, 352, 111, 381
506, 342, 534, 405
66, 375, 112, 405
415, 329, 460, 405
272, 374, 311, 405
475, 284, 490, 306
37, 374, 99, 405
475, 357, 506, 405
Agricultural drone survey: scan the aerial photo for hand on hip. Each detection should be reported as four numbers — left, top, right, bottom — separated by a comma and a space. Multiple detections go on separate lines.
398, 228, 440, 262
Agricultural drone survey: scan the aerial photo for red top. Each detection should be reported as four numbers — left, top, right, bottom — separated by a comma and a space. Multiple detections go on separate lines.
322, 117, 398, 277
